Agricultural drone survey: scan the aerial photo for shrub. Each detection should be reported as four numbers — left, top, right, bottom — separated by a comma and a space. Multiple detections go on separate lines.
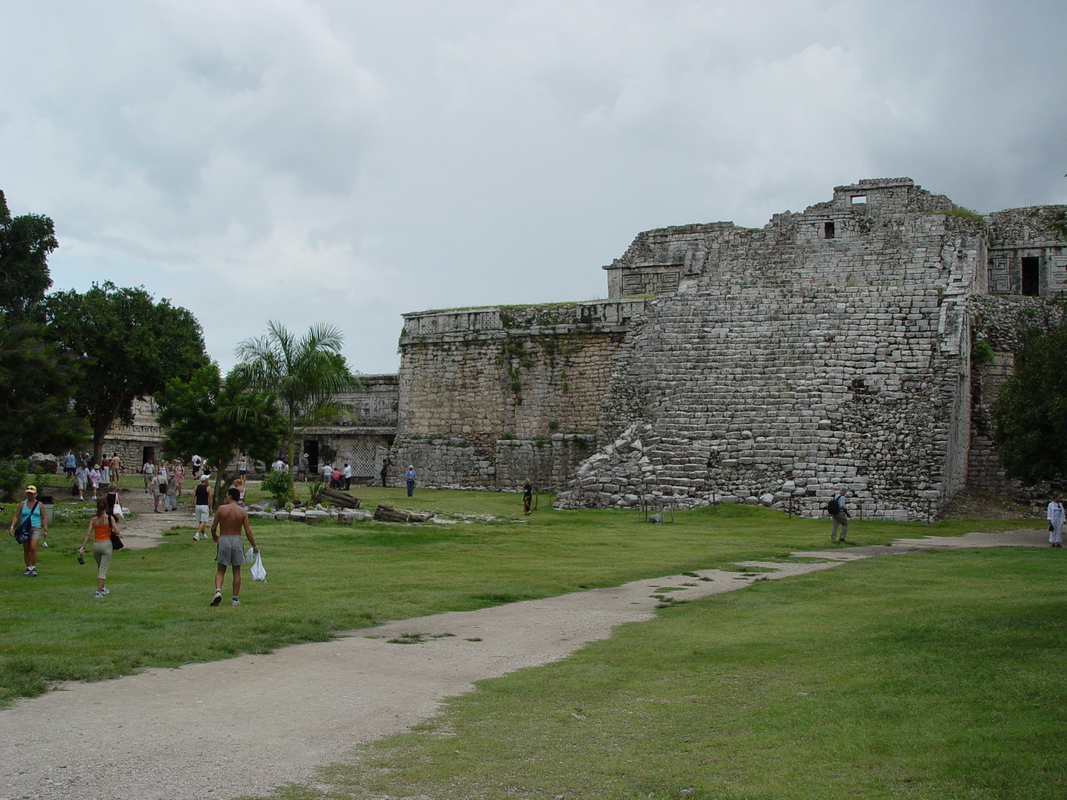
0, 459, 28, 501
261, 469, 292, 506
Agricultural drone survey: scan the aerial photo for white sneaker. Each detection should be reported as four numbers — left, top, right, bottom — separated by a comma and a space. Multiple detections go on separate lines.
93, 590, 104, 598
193, 533, 199, 541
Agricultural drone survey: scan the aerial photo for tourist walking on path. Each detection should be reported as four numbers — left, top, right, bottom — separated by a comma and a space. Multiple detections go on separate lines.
64, 451, 77, 479
298, 453, 309, 482
105, 483, 120, 521
193, 476, 211, 540
8, 485, 48, 576
109, 453, 122, 479
829, 488, 850, 543
89, 465, 101, 500
142, 459, 155, 493
1047, 497, 1064, 547
154, 470, 168, 513
164, 472, 179, 512
79, 500, 119, 598
74, 463, 88, 501
210, 487, 259, 607
405, 465, 417, 497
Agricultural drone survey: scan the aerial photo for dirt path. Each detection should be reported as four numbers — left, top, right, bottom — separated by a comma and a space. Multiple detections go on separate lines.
0, 507, 1048, 800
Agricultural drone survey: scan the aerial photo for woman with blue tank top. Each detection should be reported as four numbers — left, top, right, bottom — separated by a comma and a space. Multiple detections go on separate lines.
8, 484, 49, 577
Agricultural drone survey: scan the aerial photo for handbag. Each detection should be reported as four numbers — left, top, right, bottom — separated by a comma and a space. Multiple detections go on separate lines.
13, 501, 38, 544
110, 532, 125, 550
14, 516, 33, 544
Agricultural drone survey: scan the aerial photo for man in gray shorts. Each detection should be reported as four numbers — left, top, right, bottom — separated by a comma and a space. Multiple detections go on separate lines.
210, 486, 259, 606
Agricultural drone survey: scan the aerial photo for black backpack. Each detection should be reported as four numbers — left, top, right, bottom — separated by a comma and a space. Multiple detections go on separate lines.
824, 495, 839, 515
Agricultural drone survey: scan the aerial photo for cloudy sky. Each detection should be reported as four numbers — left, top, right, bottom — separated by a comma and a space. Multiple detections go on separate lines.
2, 1, 1065, 375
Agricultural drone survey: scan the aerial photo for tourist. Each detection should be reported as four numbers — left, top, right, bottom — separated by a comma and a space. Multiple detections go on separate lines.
405, 465, 417, 497
142, 459, 155, 493
193, 476, 211, 541
64, 451, 77, 479
1047, 496, 1064, 548
164, 470, 179, 512
78, 499, 119, 598
237, 454, 248, 481
523, 481, 533, 516
271, 457, 285, 473
829, 488, 850, 543
298, 452, 309, 482
209, 486, 259, 607
109, 452, 122, 479
74, 462, 89, 501
89, 464, 101, 500
100, 459, 110, 485
8, 485, 48, 577
172, 460, 185, 496
234, 477, 247, 508
191, 454, 202, 478
105, 483, 120, 521
320, 461, 331, 486
154, 469, 168, 513
380, 460, 389, 488
343, 462, 352, 490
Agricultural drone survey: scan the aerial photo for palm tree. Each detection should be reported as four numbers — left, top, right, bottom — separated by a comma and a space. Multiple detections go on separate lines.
234, 321, 361, 482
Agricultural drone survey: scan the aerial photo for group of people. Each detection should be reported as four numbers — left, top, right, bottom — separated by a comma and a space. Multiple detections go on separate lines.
65, 451, 123, 502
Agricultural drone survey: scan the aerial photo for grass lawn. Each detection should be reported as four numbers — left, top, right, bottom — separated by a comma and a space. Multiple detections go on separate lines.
3, 482, 1057, 798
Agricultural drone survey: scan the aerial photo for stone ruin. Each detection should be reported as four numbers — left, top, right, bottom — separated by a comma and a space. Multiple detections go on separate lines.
376, 178, 1067, 520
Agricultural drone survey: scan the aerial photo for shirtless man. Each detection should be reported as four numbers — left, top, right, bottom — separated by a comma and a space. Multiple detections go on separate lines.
209, 487, 259, 607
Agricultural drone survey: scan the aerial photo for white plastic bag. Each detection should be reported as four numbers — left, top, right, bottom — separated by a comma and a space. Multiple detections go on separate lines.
246, 547, 266, 582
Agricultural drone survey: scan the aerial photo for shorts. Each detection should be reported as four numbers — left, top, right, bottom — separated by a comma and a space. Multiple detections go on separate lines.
195, 505, 211, 524
30, 526, 44, 542
215, 535, 245, 566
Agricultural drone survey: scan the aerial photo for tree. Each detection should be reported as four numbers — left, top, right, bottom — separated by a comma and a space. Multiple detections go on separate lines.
0, 320, 88, 457
45, 282, 208, 464
991, 328, 1067, 486
234, 321, 361, 474
0, 190, 56, 322
156, 364, 286, 505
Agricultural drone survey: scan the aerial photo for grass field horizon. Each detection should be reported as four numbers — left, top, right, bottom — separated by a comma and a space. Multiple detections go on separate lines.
4, 482, 1060, 798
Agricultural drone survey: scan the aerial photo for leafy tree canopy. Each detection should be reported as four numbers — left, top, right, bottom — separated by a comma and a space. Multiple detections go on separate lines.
0, 319, 88, 458
234, 321, 361, 470
991, 328, 1067, 486
0, 190, 56, 321
45, 282, 207, 463
157, 364, 286, 505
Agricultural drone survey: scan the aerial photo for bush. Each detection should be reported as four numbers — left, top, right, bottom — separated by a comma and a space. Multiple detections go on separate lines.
261, 469, 292, 506
0, 459, 28, 501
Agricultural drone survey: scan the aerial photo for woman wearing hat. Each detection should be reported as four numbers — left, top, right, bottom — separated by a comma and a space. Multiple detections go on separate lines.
8, 485, 48, 577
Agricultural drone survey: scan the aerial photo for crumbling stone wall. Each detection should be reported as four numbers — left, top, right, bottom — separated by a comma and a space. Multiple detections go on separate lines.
389, 301, 643, 489
558, 179, 982, 520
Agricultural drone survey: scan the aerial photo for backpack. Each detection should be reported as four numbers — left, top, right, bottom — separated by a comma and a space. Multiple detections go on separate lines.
825, 495, 840, 515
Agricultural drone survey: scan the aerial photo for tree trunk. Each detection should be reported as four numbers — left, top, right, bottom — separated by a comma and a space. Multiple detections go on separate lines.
313, 486, 362, 509
373, 504, 434, 523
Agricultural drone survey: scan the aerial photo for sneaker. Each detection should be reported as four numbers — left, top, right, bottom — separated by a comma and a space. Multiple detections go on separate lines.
28, 567, 37, 577
231, 598, 240, 606
193, 533, 200, 541
93, 590, 105, 598
210, 592, 222, 606
99, 587, 109, 595
22, 567, 32, 576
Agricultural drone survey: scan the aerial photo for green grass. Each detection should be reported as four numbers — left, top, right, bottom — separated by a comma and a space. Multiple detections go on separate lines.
1, 485, 1038, 709
4, 483, 1055, 797
261, 547, 1067, 800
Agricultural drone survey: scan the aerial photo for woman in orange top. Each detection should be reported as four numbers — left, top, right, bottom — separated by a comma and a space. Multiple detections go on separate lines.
79, 500, 119, 598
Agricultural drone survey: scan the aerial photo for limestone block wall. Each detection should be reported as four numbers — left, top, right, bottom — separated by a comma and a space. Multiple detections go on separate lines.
558, 286, 968, 519
390, 300, 644, 489
558, 179, 982, 520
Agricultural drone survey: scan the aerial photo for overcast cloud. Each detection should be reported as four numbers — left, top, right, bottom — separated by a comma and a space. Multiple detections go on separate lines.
2, 0, 1065, 374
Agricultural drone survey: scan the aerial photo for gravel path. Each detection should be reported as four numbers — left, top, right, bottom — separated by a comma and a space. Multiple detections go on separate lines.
0, 501, 1047, 800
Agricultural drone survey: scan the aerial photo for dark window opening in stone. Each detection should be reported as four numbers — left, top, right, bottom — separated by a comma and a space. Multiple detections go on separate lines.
824, 221, 835, 239
1021, 256, 1040, 296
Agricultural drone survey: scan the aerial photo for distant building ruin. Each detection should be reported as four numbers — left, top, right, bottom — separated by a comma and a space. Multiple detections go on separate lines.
119, 179, 1067, 519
